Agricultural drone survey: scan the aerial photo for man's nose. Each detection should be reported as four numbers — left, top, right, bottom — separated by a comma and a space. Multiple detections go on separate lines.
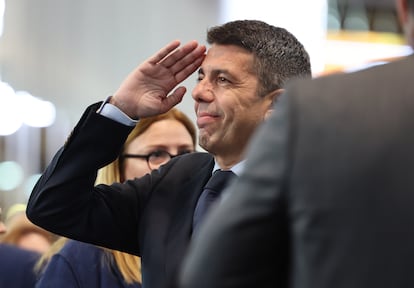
192, 80, 214, 102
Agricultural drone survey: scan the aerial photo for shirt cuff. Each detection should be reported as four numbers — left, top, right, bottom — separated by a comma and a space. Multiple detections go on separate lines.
97, 96, 138, 127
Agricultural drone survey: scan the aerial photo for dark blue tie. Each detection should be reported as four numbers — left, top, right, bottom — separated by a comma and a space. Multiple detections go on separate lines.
192, 170, 236, 234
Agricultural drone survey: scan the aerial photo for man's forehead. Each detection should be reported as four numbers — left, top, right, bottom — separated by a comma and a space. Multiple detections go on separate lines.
199, 47, 255, 75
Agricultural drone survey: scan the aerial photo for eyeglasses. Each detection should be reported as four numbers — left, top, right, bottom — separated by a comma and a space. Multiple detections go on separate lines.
122, 150, 191, 171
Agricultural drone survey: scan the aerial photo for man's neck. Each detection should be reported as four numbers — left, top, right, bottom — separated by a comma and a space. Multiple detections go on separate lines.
214, 158, 246, 176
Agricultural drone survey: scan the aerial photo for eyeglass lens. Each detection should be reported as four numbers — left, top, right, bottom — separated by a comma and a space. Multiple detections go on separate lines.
147, 150, 174, 170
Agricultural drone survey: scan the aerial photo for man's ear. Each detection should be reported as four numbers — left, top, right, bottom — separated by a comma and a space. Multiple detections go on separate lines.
264, 88, 284, 120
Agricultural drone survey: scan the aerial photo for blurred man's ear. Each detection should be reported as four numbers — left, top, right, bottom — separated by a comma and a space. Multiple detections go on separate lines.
264, 89, 284, 120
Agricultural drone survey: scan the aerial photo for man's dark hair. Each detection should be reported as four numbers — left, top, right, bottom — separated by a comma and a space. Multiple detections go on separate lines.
207, 20, 312, 96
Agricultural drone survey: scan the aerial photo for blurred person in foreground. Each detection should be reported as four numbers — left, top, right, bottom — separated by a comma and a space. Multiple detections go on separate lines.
180, 1, 414, 288
1, 203, 57, 253
0, 206, 40, 288
35, 108, 196, 288
0, 243, 40, 288
26, 19, 311, 288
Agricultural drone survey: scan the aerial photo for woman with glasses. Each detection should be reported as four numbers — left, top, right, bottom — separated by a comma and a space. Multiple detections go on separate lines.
35, 108, 196, 288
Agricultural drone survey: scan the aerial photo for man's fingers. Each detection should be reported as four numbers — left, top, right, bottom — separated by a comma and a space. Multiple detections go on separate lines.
174, 52, 205, 83
160, 40, 202, 68
156, 86, 186, 114
147, 40, 181, 65
145, 40, 205, 80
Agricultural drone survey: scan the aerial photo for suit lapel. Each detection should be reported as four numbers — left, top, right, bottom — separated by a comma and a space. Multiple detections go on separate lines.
165, 155, 214, 283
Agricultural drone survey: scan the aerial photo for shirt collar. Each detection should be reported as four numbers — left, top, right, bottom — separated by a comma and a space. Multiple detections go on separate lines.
212, 160, 245, 176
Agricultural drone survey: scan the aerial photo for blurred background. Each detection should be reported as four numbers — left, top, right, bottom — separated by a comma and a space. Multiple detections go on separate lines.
0, 0, 412, 213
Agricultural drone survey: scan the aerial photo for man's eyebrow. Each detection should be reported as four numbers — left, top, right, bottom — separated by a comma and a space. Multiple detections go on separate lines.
198, 68, 231, 75
212, 69, 230, 75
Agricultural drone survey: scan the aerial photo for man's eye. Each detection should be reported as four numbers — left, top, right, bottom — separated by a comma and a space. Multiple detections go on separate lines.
217, 77, 228, 83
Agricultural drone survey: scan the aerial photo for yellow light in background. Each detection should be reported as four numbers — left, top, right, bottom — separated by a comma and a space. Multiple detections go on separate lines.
322, 31, 413, 75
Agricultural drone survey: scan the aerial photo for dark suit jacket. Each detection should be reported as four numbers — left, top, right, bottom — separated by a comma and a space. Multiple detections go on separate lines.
180, 54, 414, 288
26, 103, 215, 288
0, 243, 40, 288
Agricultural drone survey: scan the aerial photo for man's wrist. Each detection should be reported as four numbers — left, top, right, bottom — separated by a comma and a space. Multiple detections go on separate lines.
109, 96, 138, 119
97, 96, 138, 126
